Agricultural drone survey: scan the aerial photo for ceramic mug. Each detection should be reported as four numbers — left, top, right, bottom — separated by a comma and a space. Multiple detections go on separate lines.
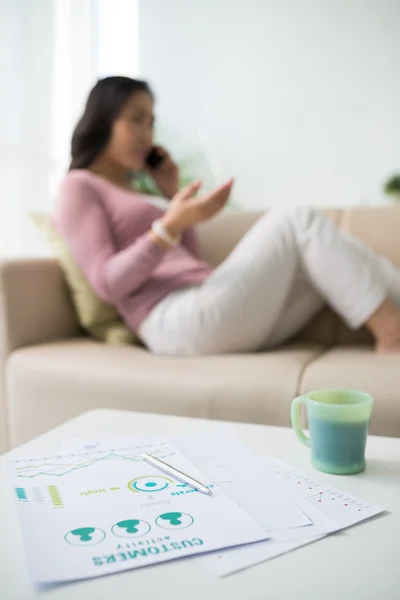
291, 389, 374, 475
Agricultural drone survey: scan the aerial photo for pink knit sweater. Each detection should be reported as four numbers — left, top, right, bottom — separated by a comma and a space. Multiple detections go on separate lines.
55, 170, 213, 331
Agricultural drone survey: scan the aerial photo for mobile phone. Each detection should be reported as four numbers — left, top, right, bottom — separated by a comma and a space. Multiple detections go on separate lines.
146, 147, 165, 170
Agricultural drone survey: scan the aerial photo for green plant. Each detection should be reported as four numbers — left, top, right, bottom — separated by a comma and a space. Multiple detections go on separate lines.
384, 174, 400, 198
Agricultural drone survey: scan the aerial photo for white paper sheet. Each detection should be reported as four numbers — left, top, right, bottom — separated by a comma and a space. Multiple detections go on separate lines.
265, 458, 385, 529
61, 435, 385, 578
9, 439, 270, 584
174, 434, 339, 540
61, 435, 337, 538
202, 458, 385, 577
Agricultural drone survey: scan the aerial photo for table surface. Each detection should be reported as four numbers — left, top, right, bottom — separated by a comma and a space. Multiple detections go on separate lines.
1, 409, 399, 600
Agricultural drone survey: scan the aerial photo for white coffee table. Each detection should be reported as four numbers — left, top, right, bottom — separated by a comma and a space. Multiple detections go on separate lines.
1, 409, 399, 600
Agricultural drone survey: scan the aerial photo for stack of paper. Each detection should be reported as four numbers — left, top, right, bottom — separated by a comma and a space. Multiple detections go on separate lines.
178, 436, 385, 576
8, 433, 385, 585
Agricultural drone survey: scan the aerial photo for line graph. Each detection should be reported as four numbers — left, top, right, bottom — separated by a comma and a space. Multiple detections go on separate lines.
265, 458, 376, 522
13, 447, 174, 479
308, 489, 367, 511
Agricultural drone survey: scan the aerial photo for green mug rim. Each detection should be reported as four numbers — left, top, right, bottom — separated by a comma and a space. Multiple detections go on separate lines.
305, 388, 373, 408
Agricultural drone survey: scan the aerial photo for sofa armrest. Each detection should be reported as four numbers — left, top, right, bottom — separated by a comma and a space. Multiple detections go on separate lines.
0, 258, 81, 355
0, 259, 81, 452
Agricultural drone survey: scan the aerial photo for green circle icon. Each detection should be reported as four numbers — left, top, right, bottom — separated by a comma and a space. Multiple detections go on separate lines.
111, 519, 151, 538
155, 512, 194, 530
64, 527, 106, 546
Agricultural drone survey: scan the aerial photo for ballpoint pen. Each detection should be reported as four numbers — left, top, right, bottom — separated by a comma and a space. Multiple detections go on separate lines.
142, 453, 212, 496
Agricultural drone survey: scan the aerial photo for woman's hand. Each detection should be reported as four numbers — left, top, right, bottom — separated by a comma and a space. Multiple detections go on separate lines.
146, 146, 179, 200
162, 179, 234, 236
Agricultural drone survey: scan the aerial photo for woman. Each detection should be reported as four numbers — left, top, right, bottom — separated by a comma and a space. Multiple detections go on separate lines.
56, 76, 400, 355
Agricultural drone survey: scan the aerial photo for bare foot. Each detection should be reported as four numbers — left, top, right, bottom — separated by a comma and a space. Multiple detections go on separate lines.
365, 299, 400, 353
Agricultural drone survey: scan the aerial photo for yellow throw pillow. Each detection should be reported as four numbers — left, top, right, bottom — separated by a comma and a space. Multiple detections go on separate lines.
31, 211, 137, 345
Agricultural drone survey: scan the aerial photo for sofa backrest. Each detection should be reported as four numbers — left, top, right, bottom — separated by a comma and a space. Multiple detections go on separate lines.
197, 205, 400, 347
197, 210, 263, 266
334, 205, 400, 346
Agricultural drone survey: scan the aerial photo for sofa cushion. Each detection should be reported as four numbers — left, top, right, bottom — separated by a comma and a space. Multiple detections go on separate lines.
6, 339, 323, 447
300, 347, 400, 437
31, 211, 137, 345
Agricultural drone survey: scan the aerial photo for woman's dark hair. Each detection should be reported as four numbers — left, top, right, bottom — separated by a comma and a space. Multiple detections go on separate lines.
69, 76, 154, 170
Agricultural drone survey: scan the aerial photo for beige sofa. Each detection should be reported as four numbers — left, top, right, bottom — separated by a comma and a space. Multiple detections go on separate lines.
1, 206, 399, 453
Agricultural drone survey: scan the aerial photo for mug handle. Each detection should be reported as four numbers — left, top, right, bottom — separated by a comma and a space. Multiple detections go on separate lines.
291, 396, 311, 448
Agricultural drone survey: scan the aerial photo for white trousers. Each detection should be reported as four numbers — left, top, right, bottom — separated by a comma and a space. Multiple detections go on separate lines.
139, 207, 400, 356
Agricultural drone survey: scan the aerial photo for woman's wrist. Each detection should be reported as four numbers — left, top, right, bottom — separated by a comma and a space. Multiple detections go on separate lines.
148, 229, 171, 249
151, 219, 181, 246
161, 215, 184, 238
148, 218, 183, 249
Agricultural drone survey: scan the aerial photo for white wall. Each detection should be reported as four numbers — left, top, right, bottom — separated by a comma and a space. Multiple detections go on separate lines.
95, 0, 139, 77
0, 0, 53, 254
0, 0, 97, 256
138, 0, 400, 209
